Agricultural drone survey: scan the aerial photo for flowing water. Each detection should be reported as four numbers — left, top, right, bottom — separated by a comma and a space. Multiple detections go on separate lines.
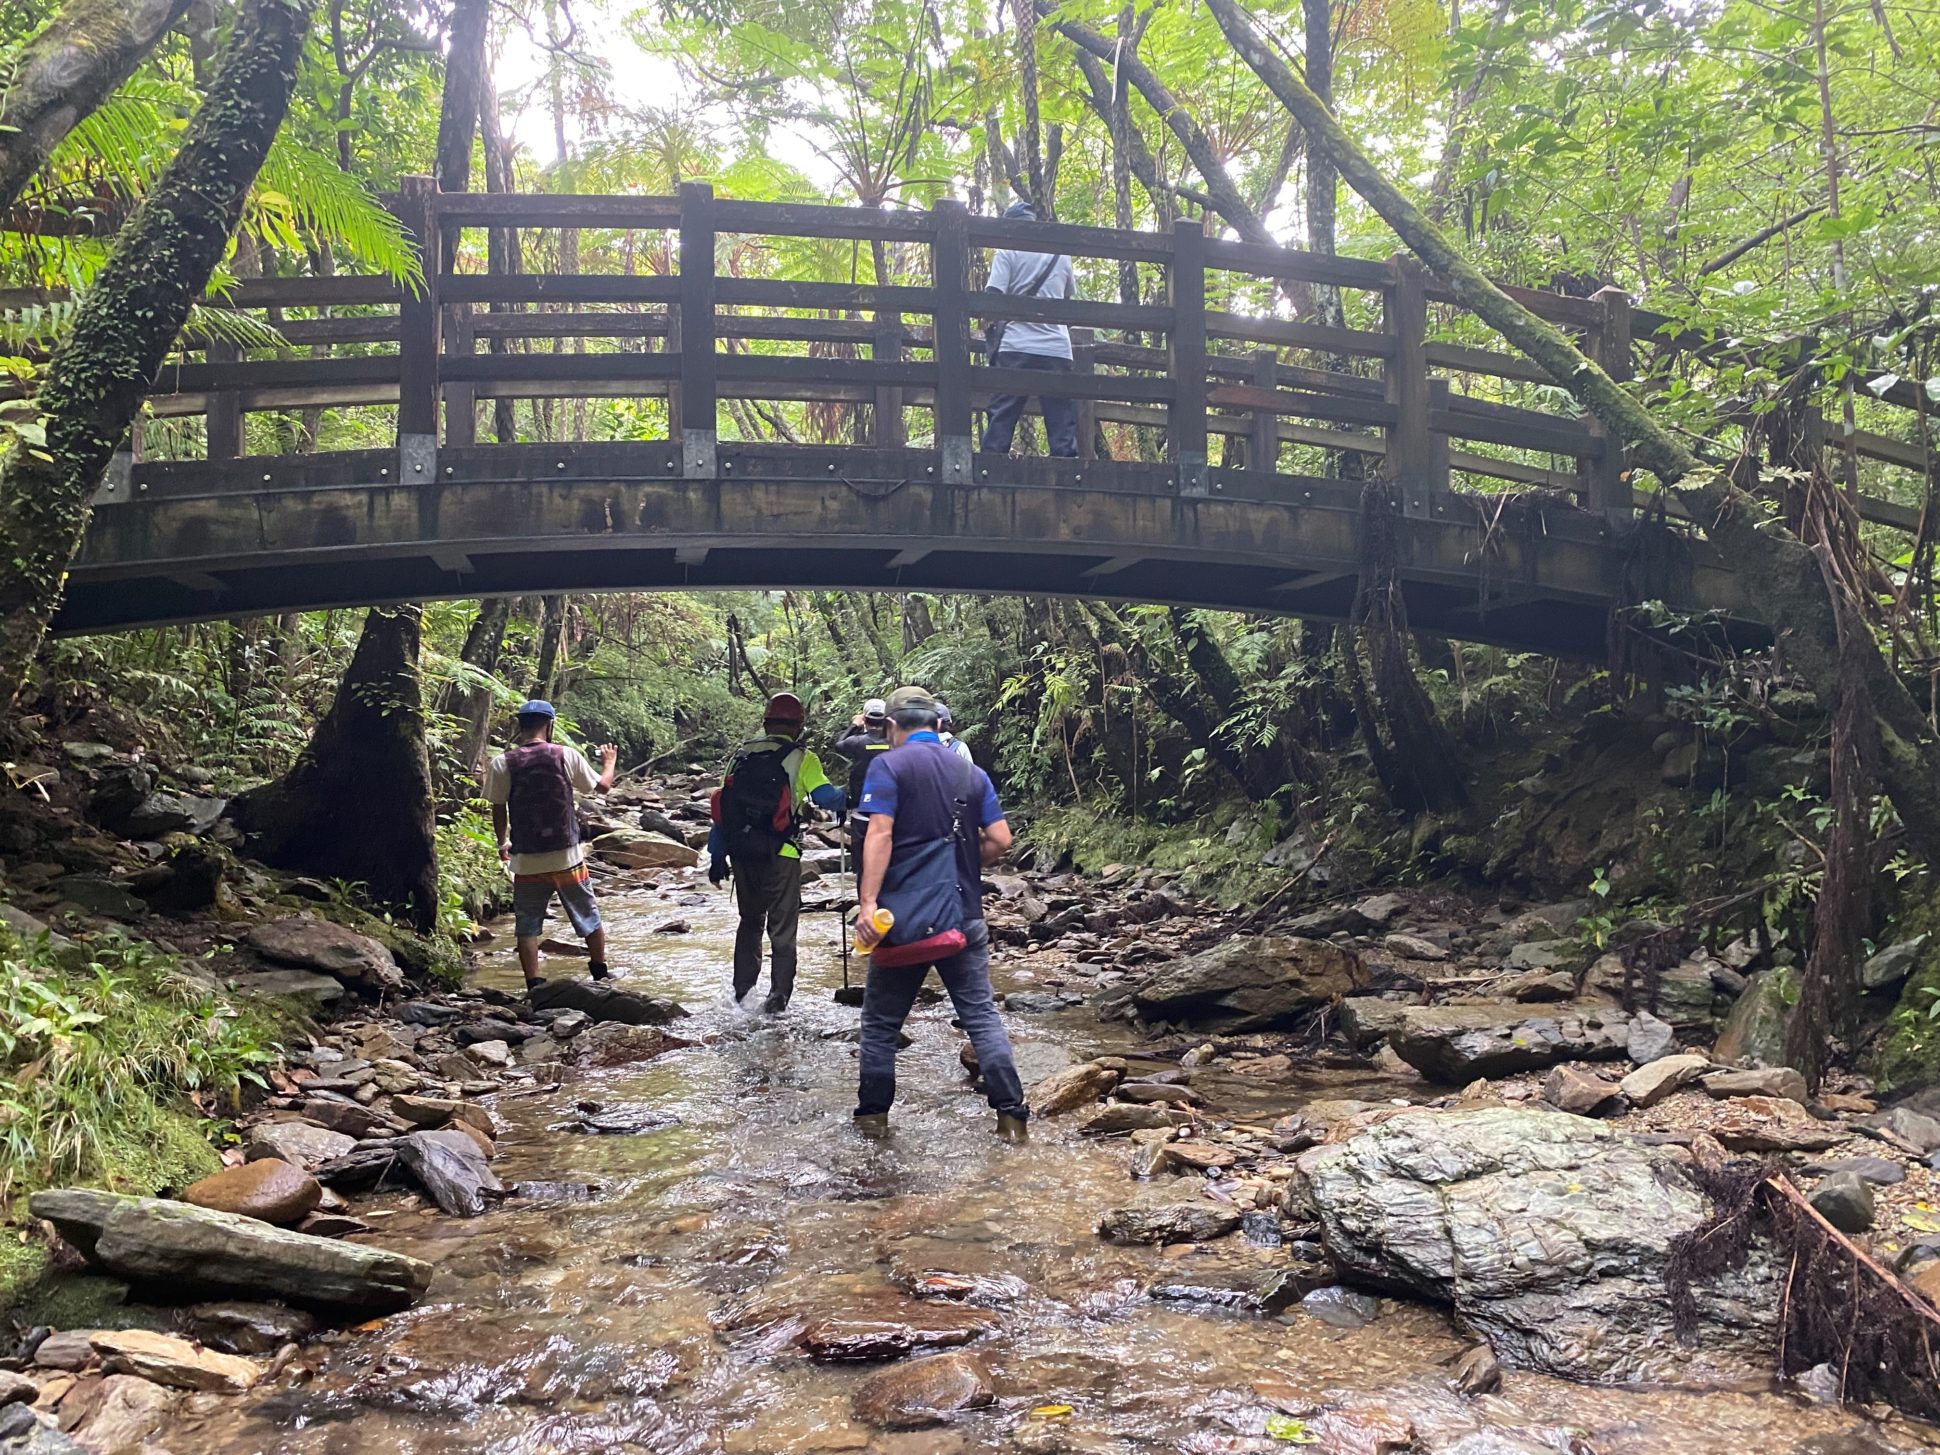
156, 886, 1940, 1455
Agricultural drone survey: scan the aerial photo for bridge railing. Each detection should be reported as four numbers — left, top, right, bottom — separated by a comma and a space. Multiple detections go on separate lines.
76, 176, 1933, 532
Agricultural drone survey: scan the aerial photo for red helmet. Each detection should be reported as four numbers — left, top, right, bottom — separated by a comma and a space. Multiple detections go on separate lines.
764, 692, 805, 728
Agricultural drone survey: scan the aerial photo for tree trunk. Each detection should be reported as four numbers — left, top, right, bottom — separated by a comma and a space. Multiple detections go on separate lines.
434, 0, 490, 213
1200, 0, 1940, 866
0, 0, 316, 711
228, 606, 440, 932
480, 75, 523, 445
0, 0, 195, 217
455, 596, 510, 772
532, 594, 565, 698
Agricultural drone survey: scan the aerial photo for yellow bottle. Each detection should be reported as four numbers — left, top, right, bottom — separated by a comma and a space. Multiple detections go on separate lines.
855, 907, 894, 954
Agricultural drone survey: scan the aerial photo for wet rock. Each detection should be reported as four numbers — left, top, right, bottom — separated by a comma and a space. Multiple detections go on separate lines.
1450, 1343, 1502, 1396
1383, 933, 1446, 962
591, 828, 699, 869
224, 969, 344, 1004
1300, 1285, 1380, 1329
1701, 1067, 1807, 1103
1112, 1080, 1203, 1106
1076, 1103, 1178, 1136
29, 1332, 97, 1372
181, 1160, 321, 1227
120, 792, 226, 839
395, 1130, 503, 1217
297, 1097, 393, 1140
1505, 940, 1572, 972
89, 1329, 259, 1393
1096, 1203, 1241, 1245
184, 1301, 317, 1356
852, 1352, 993, 1428
1862, 937, 1927, 992
1803, 1155, 1905, 1186
1339, 997, 1410, 1050
1857, 1107, 1940, 1155
1300, 1107, 1778, 1381
797, 1304, 998, 1362
1808, 1173, 1875, 1233
466, 1039, 512, 1068
529, 975, 689, 1025
1253, 1257, 1334, 1311
29, 1189, 432, 1313
1625, 1011, 1676, 1065
1352, 893, 1406, 928
58, 1372, 174, 1453
390, 1095, 495, 1137
1123, 935, 1366, 1032
1541, 1065, 1621, 1117
1386, 1004, 1630, 1083
1002, 992, 1065, 1013
245, 918, 403, 994
1029, 1062, 1121, 1117
55, 877, 146, 920
1164, 1142, 1237, 1173
1711, 967, 1797, 1066
1618, 1053, 1711, 1107
244, 1120, 355, 1171
0, 1373, 33, 1407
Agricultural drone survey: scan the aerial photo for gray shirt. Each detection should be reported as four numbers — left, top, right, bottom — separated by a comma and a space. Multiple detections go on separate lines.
987, 247, 1075, 360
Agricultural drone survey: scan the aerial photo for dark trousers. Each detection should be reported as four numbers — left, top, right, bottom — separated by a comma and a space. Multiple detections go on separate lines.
732, 854, 801, 1004
981, 351, 1080, 458
856, 921, 1028, 1119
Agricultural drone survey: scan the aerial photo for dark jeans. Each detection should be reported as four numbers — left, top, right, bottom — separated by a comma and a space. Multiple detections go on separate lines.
856, 921, 1027, 1119
981, 351, 1079, 458
732, 854, 801, 1004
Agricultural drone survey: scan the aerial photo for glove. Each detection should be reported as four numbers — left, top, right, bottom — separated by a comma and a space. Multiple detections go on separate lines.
708, 858, 731, 886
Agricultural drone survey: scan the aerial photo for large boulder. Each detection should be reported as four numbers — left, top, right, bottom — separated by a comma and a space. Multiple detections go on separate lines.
1712, 968, 1798, 1066
29, 1189, 432, 1313
1385, 1004, 1632, 1083
1125, 935, 1366, 1030
590, 828, 699, 870
1297, 1108, 1776, 1381
245, 918, 404, 994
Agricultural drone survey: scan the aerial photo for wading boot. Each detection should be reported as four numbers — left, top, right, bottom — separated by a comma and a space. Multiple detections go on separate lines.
996, 1114, 1029, 1145
762, 992, 788, 1014
854, 1113, 891, 1140
588, 961, 613, 982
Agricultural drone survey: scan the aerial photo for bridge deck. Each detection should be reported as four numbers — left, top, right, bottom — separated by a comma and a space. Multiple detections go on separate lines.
49, 180, 1934, 646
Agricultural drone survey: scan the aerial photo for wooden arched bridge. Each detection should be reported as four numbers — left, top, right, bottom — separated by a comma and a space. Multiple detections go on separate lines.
51, 179, 1936, 654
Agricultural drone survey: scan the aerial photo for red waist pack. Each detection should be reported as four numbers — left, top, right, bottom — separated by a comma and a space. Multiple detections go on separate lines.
869, 928, 968, 970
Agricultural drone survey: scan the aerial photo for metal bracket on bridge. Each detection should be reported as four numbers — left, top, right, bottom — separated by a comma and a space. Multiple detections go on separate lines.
399, 433, 437, 487
683, 430, 718, 480
91, 452, 134, 507
1178, 454, 1209, 499
939, 436, 972, 486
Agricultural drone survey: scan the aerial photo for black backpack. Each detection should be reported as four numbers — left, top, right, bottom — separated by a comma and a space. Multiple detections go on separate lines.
719, 743, 795, 859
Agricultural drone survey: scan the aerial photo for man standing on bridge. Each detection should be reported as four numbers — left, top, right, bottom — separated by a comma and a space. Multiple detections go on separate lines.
708, 692, 846, 1013
484, 700, 620, 994
980, 201, 1080, 459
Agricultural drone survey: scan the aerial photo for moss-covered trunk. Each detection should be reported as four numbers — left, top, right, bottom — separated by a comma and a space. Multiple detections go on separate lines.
229, 606, 440, 933
0, 0, 316, 710
0, 0, 195, 217
1199, 0, 1940, 868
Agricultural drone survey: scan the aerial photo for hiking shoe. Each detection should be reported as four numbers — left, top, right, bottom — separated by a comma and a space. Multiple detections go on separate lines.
854, 1113, 891, 1139
996, 1113, 1030, 1145
589, 961, 613, 981
761, 992, 788, 1014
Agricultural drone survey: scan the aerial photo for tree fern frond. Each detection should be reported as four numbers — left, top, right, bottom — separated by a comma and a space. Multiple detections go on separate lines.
0, 297, 79, 350
182, 305, 287, 352
255, 140, 421, 286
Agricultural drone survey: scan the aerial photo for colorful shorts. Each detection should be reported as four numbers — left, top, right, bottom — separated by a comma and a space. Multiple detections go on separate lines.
512, 865, 602, 940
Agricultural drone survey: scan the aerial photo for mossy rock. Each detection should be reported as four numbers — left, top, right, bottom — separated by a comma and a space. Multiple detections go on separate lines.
1870, 896, 1940, 1095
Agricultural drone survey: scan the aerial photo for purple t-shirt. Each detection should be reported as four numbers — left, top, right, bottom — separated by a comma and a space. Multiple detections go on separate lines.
858, 733, 1005, 917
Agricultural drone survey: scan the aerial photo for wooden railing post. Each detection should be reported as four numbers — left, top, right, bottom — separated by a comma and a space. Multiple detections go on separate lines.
1168, 218, 1208, 496
678, 181, 718, 478
1385, 253, 1432, 517
1587, 285, 1633, 524
1073, 326, 1098, 462
205, 341, 243, 460
932, 199, 972, 483
873, 298, 905, 450
396, 174, 441, 483
1249, 349, 1278, 473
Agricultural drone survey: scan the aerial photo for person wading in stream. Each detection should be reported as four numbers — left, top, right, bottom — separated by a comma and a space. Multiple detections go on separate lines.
978, 200, 1079, 459
854, 686, 1028, 1142
708, 692, 846, 1013
832, 697, 893, 876
484, 700, 620, 995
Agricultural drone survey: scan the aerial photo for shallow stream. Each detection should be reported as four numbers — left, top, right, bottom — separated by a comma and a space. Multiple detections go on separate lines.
155, 885, 1939, 1455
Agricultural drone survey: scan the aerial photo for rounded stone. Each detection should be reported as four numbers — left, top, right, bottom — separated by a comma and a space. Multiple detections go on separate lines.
182, 1159, 322, 1227
852, 1351, 994, 1428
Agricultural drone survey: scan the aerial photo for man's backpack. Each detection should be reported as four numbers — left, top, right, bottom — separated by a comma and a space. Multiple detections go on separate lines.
717, 743, 795, 859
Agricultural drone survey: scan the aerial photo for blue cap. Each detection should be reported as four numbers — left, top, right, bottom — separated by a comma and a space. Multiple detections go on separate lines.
1004, 200, 1036, 220
517, 700, 556, 720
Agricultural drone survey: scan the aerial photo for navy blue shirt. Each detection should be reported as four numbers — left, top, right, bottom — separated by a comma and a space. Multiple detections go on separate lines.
858, 732, 1005, 917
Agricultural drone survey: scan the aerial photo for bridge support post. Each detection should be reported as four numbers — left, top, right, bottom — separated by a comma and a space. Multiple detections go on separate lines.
931, 199, 973, 485
396, 174, 441, 484
1587, 285, 1634, 528
205, 341, 243, 461
1385, 254, 1435, 518
1249, 349, 1278, 473
678, 181, 718, 480
1168, 218, 1208, 497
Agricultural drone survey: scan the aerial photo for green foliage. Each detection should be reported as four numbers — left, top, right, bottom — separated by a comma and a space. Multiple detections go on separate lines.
0, 928, 284, 1210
